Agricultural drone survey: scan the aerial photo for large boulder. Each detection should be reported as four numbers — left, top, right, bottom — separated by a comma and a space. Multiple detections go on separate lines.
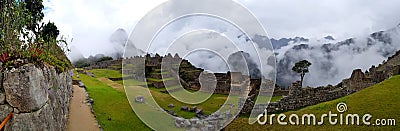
0, 64, 72, 131
3, 64, 48, 112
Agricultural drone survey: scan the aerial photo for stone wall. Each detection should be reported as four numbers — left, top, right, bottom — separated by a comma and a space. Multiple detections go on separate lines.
343, 50, 400, 94
244, 50, 400, 114
264, 81, 346, 113
0, 64, 72, 131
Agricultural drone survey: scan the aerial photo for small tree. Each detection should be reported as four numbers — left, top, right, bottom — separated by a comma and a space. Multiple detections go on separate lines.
292, 60, 311, 87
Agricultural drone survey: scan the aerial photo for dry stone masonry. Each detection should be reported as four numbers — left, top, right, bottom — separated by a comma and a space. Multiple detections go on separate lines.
0, 64, 72, 131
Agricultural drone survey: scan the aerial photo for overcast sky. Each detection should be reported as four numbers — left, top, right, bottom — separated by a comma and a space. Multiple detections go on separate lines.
43, 0, 400, 58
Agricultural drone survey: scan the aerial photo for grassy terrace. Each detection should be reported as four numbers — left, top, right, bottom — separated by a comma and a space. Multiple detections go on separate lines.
74, 69, 285, 130
75, 71, 151, 130
88, 69, 122, 78
226, 75, 400, 130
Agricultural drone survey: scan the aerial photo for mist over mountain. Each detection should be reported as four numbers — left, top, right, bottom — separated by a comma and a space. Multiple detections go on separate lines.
270, 37, 309, 50
69, 23, 400, 88
274, 24, 400, 87
109, 28, 145, 59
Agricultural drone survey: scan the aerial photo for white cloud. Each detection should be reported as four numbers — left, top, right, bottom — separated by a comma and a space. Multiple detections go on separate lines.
43, 0, 400, 59
43, 0, 167, 58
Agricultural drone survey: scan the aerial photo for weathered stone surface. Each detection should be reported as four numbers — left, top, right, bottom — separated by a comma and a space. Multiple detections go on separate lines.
3, 64, 48, 112
0, 91, 5, 104
180, 106, 188, 111
135, 95, 145, 103
5, 104, 56, 131
0, 64, 72, 131
0, 104, 13, 121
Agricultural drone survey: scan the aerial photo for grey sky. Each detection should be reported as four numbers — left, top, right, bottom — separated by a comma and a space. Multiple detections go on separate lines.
43, 0, 400, 58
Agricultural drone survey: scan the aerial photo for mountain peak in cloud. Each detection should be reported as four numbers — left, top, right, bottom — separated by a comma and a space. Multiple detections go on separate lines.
110, 28, 128, 45
324, 35, 335, 40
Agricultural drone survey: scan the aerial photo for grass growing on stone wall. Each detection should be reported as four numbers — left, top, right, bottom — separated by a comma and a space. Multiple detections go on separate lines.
77, 73, 151, 131
226, 75, 400, 130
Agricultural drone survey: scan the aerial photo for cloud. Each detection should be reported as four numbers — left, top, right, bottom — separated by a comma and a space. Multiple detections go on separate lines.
43, 0, 167, 59
44, 0, 400, 59
275, 26, 400, 87
240, 0, 400, 40
43, 0, 400, 85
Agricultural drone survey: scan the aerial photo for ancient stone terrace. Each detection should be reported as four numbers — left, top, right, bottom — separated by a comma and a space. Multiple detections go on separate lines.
120, 53, 260, 95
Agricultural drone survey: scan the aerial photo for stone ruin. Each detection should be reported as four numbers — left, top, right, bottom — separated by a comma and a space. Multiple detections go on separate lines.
245, 50, 400, 114
343, 54, 400, 94
173, 105, 236, 130
264, 81, 346, 113
120, 53, 260, 96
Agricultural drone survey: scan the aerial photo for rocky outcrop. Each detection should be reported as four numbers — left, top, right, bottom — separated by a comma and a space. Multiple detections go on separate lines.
0, 64, 72, 131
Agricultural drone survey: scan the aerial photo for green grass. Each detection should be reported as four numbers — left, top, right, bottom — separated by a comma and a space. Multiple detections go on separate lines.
253, 95, 283, 103
115, 79, 147, 86
226, 75, 400, 130
77, 73, 151, 131
149, 88, 228, 118
146, 77, 174, 82
88, 69, 122, 78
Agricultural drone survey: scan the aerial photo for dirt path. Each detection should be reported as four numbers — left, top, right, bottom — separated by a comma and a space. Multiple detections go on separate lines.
97, 77, 124, 91
67, 85, 99, 131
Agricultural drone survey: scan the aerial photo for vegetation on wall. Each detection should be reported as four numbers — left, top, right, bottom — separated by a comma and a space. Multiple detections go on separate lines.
0, 0, 71, 73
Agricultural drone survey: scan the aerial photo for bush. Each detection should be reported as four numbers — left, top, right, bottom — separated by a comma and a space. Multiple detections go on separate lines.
0, 0, 71, 73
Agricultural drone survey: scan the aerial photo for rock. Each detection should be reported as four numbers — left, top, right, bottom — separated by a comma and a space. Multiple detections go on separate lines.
78, 81, 85, 88
168, 103, 174, 108
0, 91, 5, 104
85, 98, 94, 104
189, 118, 200, 128
5, 104, 57, 130
87, 72, 95, 77
167, 110, 176, 116
225, 110, 232, 118
205, 124, 214, 131
1, 64, 72, 131
174, 117, 186, 128
3, 64, 48, 112
189, 106, 197, 112
180, 106, 188, 111
13, 108, 20, 114
0, 104, 13, 121
135, 95, 145, 103
195, 109, 203, 115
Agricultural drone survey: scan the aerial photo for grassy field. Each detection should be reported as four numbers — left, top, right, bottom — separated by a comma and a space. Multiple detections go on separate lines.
87, 69, 122, 78
74, 69, 294, 130
225, 75, 400, 130
75, 71, 151, 130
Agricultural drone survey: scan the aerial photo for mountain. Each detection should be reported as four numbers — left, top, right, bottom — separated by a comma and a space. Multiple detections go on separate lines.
109, 28, 145, 59
274, 24, 400, 87
270, 37, 309, 49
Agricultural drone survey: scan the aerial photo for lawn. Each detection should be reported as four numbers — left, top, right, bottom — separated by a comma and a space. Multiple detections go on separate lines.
76, 73, 151, 131
88, 69, 122, 78
225, 75, 400, 130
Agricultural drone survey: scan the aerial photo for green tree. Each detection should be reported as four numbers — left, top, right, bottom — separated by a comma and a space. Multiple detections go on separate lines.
292, 60, 312, 87
40, 22, 60, 42
0, 0, 71, 72
24, 0, 44, 35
